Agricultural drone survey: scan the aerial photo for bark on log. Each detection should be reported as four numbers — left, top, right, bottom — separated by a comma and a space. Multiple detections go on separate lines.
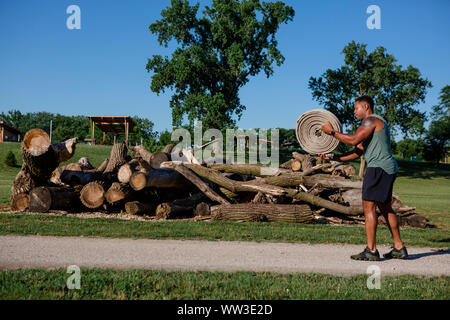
104, 142, 128, 174
11, 165, 35, 199
283, 188, 363, 216
29, 186, 79, 213
194, 202, 210, 216
105, 182, 133, 204
162, 144, 175, 154
51, 137, 78, 164
150, 151, 170, 168
181, 164, 286, 196
254, 172, 362, 189
207, 163, 287, 177
173, 163, 230, 204
96, 158, 109, 172
124, 201, 156, 215
156, 193, 206, 219
60, 170, 102, 186
134, 145, 152, 164
21, 129, 58, 179
80, 181, 107, 209
129, 168, 192, 191
212, 203, 314, 223
332, 164, 356, 177
279, 159, 294, 169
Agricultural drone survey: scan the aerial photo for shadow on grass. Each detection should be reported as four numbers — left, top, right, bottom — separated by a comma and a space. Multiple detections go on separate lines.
403, 249, 450, 261
396, 160, 450, 179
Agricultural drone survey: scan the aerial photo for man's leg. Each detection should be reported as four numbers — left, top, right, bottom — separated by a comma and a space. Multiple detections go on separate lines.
377, 201, 404, 249
363, 200, 378, 251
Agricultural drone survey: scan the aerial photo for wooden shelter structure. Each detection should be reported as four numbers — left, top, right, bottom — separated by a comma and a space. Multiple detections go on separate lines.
88, 115, 136, 145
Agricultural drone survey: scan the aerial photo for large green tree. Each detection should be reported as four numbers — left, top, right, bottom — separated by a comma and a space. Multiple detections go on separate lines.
423, 85, 450, 163
146, 0, 294, 130
308, 41, 432, 137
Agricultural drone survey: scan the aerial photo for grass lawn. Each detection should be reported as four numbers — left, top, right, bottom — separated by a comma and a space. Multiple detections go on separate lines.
0, 268, 448, 300
1, 213, 449, 248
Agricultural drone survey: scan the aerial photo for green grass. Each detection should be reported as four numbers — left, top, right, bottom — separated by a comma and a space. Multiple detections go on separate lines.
1, 213, 448, 248
0, 268, 448, 299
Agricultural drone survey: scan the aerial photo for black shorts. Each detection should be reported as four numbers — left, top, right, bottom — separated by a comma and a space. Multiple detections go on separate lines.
362, 167, 396, 203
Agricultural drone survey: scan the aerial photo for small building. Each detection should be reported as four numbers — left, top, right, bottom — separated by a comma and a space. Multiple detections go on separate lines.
0, 121, 22, 142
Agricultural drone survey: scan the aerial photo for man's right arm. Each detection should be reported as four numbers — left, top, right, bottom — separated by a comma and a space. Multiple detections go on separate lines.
319, 143, 363, 161
335, 143, 364, 161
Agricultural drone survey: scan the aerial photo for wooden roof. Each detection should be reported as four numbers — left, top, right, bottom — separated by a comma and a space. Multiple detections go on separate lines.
0, 121, 22, 135
87, 115, 136, 134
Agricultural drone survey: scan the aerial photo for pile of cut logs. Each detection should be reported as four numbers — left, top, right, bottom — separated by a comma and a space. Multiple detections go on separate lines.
10, 128, 432, 228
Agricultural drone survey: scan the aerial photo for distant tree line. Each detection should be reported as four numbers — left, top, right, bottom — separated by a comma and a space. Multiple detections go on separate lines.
0, 110, 160, 152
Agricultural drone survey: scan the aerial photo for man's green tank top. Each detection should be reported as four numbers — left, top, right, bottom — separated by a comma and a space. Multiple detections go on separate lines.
361, 114, 398, 174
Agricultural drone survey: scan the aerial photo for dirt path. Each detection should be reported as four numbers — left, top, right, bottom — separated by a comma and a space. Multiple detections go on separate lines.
0, 235, 448, 276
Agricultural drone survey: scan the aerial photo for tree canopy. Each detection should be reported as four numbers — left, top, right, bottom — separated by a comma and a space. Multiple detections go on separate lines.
146, 0, 294, 130
423, 85, 450, 163
308, 41, 432, 137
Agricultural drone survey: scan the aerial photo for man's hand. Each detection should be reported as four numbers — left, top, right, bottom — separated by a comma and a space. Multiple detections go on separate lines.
321, 121, 334, 135
317, 153, 333, 161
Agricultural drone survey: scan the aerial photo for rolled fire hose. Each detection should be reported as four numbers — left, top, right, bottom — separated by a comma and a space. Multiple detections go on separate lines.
295, 109, 342, 154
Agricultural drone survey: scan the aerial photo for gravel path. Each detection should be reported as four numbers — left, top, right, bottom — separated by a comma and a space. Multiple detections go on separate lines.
0, 235, 449, 276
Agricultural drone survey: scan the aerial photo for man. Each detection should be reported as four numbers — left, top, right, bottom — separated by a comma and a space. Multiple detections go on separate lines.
319, 96, 408, 261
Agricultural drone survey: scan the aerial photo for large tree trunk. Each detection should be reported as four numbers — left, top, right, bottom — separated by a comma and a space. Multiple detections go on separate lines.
212, 203, 314, 223
129, 168, 192, 191
104, 142, 128, 174
29, 186, 79, 213
11, 129, 78, 209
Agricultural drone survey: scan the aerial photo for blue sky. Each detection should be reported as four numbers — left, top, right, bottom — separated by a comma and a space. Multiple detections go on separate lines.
0, 0, 449, 136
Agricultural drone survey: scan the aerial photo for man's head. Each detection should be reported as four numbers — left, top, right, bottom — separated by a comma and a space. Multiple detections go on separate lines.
354, 96, 374, 120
